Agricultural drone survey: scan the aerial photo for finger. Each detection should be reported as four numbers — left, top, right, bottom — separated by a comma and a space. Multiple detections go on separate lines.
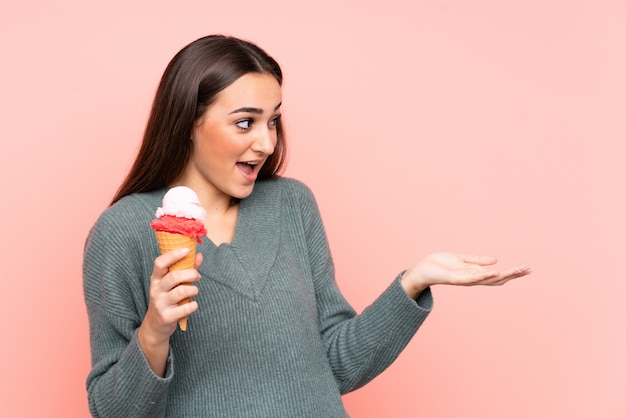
174, 300, 199, 319
162, 269, 201, 292
454, 269, 500, 285
486, 276, 512, 286
498, 264, 532, 279
154, 279, 199, 310
195, 252, 204, 269
154, 300, 199, 328
458, 253, 498, 266
154, 247, 192, 273
489, 273, 523, 286
171, 281, 199, 304
482, 266, 532, 285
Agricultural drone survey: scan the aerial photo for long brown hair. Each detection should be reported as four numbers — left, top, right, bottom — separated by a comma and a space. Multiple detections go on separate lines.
111, 35, 287, 204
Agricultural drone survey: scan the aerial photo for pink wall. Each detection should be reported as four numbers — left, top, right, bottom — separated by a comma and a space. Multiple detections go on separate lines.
1, 1, 624, 416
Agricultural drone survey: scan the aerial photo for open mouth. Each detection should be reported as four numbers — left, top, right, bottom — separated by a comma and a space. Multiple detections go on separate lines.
236, 161, 261, 178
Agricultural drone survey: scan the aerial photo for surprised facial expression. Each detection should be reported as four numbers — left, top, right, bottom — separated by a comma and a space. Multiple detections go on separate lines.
185, 72, 282, 201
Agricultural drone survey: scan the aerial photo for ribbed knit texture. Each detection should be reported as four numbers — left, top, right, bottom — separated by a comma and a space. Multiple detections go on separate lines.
83, 177, 433, 417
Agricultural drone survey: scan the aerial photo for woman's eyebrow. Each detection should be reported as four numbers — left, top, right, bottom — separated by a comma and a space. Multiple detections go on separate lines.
229, 102, 282, 115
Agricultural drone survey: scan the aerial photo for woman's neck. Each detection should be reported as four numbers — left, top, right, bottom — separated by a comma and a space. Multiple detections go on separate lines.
202, 201, 239, 246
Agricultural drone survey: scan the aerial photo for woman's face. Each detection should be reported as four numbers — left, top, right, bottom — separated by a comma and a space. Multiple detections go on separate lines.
182, 72, 282, 202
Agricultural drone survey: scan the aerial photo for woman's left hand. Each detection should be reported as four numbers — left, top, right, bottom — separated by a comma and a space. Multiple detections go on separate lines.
400, 252, 532, 299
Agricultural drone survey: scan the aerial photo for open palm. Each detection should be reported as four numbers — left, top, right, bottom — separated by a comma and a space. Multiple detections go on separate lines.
402, 252, 531, 297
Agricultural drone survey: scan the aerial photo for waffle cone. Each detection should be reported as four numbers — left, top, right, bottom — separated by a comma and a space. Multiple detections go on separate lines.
154, 231, 197, 331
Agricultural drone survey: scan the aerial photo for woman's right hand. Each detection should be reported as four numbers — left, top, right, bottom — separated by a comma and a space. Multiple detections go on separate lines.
137, 247, 203, 376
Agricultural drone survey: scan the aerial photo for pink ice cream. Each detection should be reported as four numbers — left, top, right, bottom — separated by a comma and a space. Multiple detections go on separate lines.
150, 186, 207, 242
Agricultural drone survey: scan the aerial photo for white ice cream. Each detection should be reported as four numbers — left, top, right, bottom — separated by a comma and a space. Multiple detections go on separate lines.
155, 186, 207, 221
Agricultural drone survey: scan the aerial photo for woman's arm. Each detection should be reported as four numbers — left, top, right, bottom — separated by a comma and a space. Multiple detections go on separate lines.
83, 207, 200, 417
296, 181, 530, 393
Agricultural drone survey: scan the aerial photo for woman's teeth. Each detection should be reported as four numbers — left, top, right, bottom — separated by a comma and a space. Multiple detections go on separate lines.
238, 162, 257, 174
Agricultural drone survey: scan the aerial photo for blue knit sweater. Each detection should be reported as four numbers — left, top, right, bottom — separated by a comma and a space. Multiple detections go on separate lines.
83, 177, 433, 417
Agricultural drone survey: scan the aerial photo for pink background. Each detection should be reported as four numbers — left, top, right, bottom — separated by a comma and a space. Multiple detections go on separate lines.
1, 1, 624, 417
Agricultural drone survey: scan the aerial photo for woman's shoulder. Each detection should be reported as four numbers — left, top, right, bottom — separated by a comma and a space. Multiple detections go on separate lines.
255, 176, 316, 201
250, 177, 321, 224
90, 189, 166, 235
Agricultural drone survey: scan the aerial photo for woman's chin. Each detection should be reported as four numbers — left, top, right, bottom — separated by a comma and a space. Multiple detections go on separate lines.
228, 183, 256, 200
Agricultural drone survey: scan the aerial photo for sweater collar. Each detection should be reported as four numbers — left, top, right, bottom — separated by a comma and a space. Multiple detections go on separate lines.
197, 180, 281, 301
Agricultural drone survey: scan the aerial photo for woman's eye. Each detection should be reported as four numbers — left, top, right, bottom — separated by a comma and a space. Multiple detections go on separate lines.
236, 119, 252, 130
269, 115, 281, 127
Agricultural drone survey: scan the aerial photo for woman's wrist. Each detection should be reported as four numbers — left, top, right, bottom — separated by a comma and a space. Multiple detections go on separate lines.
400, 268, 429, 300
138, 323, 170, 377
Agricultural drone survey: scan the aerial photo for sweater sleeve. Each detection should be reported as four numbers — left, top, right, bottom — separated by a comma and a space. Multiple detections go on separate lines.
83, 203, 172, 417
298, 183, 433, 394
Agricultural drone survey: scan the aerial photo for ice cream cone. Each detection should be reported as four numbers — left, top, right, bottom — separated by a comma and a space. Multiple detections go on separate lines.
154, 230, 196, 331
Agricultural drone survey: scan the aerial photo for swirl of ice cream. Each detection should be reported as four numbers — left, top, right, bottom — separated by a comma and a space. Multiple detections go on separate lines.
155, 186, 207, 221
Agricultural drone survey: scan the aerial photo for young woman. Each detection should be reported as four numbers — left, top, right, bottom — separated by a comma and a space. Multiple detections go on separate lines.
83, 34, 531, 417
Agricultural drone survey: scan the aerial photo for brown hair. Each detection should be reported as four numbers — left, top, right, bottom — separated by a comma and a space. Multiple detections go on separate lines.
111, 35, 286, 204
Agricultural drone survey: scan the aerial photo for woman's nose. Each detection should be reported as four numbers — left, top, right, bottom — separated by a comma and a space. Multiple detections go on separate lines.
252, 127, 276, 155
